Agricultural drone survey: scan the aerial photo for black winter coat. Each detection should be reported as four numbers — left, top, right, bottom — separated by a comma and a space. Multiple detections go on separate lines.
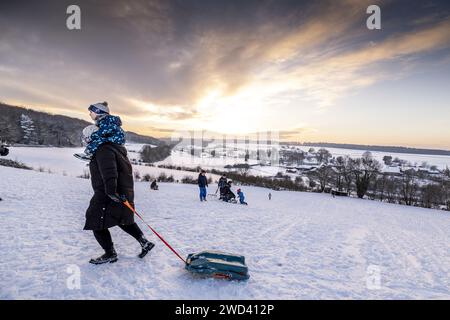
218, 177, 227, 188
198, 174, 208, 188
222, 185, 235, 198
84, 143, 135, 230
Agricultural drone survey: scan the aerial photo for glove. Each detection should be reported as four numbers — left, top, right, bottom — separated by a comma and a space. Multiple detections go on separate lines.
107, 193, 127, 203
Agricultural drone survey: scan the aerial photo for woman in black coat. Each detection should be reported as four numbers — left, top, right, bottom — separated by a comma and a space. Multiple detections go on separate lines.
85, 142, 155, 264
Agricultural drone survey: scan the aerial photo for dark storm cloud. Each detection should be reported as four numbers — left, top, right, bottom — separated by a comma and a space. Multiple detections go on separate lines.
1, 0, 450, 121
0, 0, 368, 108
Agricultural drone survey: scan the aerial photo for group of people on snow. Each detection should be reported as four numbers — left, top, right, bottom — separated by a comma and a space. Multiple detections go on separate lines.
204, 173, 248, 205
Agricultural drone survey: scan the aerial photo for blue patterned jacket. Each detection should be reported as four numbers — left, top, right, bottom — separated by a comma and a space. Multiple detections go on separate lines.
85, 115, 125, 155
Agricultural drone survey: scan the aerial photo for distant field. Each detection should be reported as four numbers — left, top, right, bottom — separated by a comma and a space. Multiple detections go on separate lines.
160, 143, 450, 170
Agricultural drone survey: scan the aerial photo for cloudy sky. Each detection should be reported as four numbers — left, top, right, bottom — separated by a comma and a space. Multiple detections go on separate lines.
1, 0, 450, 148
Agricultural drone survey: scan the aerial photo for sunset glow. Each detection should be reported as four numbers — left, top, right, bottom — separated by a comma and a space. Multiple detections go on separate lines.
1, 0, 450, 148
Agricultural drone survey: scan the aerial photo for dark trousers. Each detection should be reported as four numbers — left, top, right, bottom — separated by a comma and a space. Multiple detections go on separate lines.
93, 223, 143, 252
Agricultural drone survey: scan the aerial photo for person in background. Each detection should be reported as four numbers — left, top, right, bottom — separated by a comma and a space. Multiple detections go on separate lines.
237, 188, 248, 205
198, 170, 208, 201
218, 174, 227, 199
150, 180, 159, 190
0, 144, 9, 156
222, 180, 236, 202
268, 192, 272, 200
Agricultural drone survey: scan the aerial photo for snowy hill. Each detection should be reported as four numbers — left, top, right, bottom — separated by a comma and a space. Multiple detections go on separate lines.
1, 166, 449, 299
0, 103, 163, 147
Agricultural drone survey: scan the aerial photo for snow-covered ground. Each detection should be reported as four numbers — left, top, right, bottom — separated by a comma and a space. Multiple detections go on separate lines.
1, 165, 449, 299
4, 145, 219, 182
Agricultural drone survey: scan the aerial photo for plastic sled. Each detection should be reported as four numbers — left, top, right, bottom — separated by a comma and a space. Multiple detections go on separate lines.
185, 250, 250, 281
222, 198, 237, 204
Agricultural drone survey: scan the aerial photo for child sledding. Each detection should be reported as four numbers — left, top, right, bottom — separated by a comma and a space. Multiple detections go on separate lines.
237, 189, 248, 205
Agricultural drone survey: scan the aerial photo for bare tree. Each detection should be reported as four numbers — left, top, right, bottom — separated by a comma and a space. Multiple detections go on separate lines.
316, 148, 332, 164
335, 156, 353, 193
444, 167, 450, 178
281, 149, 305, 165
420, 183, 442, 209
385, 176, 398, 203
311, 165, 333, 192
382, 155, 393, 166
439, 178, 450, 210
401, 169, 419, 206
353, 152, 382, 199
334, 157, 345, 191
373, 173, 389, 201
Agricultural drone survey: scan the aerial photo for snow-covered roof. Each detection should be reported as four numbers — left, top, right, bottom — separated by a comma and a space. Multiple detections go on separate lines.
382, 166, 401, 174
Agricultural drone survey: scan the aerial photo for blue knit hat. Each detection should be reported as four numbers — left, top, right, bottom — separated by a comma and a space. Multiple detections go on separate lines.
88, 101, 109, 114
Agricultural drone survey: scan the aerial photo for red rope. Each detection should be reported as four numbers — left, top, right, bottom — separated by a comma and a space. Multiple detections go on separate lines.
123, 200, 187, 264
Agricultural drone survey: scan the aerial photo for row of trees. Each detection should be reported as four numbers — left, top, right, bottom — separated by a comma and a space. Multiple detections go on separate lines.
367, 170, 450, 209
308, 152, 450, 210
310, 152, 380, 197
282, 147, 442, 174
281, 147, 333, 165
